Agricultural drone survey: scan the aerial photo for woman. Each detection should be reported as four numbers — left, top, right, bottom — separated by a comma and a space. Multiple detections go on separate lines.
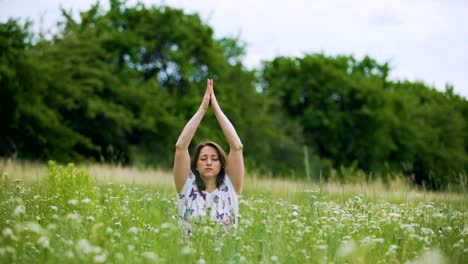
174, 79, 244, 235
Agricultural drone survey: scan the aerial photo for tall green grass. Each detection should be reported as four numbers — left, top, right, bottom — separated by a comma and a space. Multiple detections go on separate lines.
0, 160, 466, 263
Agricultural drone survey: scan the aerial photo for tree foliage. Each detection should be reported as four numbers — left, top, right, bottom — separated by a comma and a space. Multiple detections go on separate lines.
1, 0, 467, 189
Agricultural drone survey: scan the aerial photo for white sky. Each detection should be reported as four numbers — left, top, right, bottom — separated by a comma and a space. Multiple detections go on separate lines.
1, 0, 467, 98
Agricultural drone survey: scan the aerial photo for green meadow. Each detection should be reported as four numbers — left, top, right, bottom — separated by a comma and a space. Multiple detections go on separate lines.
0, 160, 466, 263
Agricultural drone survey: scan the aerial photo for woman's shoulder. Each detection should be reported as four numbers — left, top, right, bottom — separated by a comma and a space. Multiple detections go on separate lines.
178, 170, 197, 195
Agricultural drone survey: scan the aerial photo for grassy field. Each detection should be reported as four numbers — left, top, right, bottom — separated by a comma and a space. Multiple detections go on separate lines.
0, 159, 466, 263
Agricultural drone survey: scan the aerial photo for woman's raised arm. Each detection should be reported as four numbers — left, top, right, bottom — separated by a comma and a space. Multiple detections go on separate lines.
173, 80, 211, 192
209, 79, 244, 194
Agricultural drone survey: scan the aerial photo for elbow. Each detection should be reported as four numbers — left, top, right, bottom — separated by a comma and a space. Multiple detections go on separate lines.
231, 142, 243, 151
175, 141, 187, 151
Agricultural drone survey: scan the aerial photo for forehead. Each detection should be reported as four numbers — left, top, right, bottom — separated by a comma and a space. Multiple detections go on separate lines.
199, 146, 218, 156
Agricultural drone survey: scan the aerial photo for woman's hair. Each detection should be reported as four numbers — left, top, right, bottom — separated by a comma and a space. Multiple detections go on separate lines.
191, 141, 227, 196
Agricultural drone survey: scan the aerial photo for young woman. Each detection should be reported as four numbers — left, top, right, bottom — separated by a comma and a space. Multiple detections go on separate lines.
174, 79, 244, 235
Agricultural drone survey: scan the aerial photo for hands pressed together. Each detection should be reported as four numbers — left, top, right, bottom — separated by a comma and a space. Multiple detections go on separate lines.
200, 79, 220, 112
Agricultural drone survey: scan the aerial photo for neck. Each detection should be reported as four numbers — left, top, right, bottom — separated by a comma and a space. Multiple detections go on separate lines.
202, 177, 217, 192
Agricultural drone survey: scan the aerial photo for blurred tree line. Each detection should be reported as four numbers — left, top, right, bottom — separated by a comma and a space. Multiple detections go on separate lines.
1, 0, 467, 190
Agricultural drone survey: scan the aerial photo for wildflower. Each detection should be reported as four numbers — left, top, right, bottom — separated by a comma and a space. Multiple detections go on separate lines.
37, 236, 50, 248
181, 246, 194, 255
64, 250, 74, 258
94, 254, 107, 263
86, 216, 95, 222
337, 240, 356, 257
49, 206, 58, 211
388, 212, 401, 218
271, 256, 279, 262
421, 227, 435, 236
161, 222, 173, 229
13, 205, 25, 217
129, 227, 139, 234
316, 244, 328, 250
142, 252, 158, 260
412, 248, 446, 264
432, 213, 444, 218
66, 213, 82, 223
68, 199, 78, 206
386, 244, 398, 256
82, 198, 91, 204
76, 239, 101, 254
25, 222, 45, 235
2, 228, 15, 240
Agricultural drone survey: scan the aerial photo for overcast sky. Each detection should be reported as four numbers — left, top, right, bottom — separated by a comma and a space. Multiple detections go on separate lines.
2, 0, 467, 97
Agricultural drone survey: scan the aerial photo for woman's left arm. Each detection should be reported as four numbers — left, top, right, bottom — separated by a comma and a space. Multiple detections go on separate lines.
209, 79, 244, 194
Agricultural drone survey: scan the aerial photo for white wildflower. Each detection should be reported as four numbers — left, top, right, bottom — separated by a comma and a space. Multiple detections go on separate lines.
49, 206, 58, 211
388, 212, 401, 218
142, 252, 158, 260
161, 222, 173, 229
77, 239, 93, 254
2, 228, 15, 240
432, 213, 444, 219
25, 222, 45, 235
77, 239, 101, 255
421, 227, 435, 236
65, 251, 74, 258
37, 236, 50, 248
316, 244, 328, 250
68, 199, 78, 206
94, 254, 107, 263
337, 240, 356, 257
412, 248, 446, 264
400, 223, 418, 233
82, 198, 91, 204
13, 205, 25, 217
115, 253, 124, 260
86, 216, 95, 222
386, 244, 398, 256
66, 213, 82, 223
129, 227, 139, 234
373, 238, 385, 244
270, 256, 279, 262
181, 246, 194, 255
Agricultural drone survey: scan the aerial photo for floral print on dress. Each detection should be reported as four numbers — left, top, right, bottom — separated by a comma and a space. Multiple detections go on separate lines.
177, 171, 239, 236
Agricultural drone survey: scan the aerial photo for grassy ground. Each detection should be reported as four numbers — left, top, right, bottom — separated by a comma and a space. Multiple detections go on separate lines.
0, 159, 466, 263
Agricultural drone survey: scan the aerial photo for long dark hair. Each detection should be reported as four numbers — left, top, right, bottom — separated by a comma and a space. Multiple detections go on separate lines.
191, 141, 227, 197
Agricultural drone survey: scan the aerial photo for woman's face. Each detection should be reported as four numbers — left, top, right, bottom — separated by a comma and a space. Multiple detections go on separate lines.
196, 145, 221, 178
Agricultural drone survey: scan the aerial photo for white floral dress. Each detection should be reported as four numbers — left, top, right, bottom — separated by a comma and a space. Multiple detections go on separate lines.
177, 171, 239, 236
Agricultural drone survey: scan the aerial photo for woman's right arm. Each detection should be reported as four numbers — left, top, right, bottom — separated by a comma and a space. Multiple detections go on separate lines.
173, 80, 211, 192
